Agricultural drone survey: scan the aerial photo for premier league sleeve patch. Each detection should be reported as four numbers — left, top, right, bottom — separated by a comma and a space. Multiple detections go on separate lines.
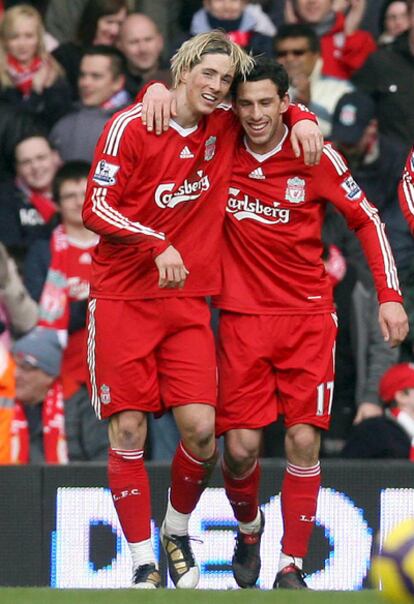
92, 160, 120, 186
340, 176, 362, 201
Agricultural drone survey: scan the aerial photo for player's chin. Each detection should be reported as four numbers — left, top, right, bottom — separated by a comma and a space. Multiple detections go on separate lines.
198, 96, 222, 114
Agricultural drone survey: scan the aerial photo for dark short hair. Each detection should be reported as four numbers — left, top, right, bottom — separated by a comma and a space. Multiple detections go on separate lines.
14, 133, 52, 160
81, 45, 127, 79
53, 161, 91, 203
77, 0, 128, 46
232, 56, 289, 99
274, 23, 321, 53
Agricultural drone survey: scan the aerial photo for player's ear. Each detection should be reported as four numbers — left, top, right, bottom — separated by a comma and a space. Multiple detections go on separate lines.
280, 93, 290, 114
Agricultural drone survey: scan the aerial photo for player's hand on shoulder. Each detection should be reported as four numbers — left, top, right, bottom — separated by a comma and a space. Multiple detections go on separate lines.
154, 245, 189, 289
141, 83, 177, 136
379, 301, 409, 348
290, 119, 324, 166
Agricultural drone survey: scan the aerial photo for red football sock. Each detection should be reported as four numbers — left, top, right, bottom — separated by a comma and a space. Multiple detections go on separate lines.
108, 448, 151, 542
280, 462, 321, 558
170, 441, 217, 514
222, 460, 261, 524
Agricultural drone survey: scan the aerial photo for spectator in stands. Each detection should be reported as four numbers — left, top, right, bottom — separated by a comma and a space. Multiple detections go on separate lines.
190, 0, 276, 56
342, 362, 414, 459
0, 134, 59, 265
352, 0, 414, 147
274, 23, 353, 137
331, 90, 412, 272
0, 5, 72, 130
49, 46, 130, 162
52, 0, 128, 99
10, 327, 67, 463
118, 13, 171, 97
24, 162, 108, 461
0, 242, 38, 350
284, 0, 377, 79
378, 0, 409, 46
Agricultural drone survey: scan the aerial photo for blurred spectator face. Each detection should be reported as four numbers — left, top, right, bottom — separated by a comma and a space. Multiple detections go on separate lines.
15, 137, 58, 192
4, 14, 38, 65
78, 54, 124, 106
93, 7, 127, 45
204, 0, 247, 20
395, 388, 414, 414
14, 358, 53, 405
294, 0, 333, 23
384, 1, 409, 37
58, 178, 87, 228
118, 14, 163, 73
275, 35, 319, 77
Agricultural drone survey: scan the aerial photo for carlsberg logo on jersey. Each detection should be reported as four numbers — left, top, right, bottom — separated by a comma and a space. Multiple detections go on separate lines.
226, 188, 290, 224
155, 170, 210, 208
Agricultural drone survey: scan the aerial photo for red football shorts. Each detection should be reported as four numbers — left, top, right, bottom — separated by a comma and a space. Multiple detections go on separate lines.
86, 297, 217, 419
216, 311, 338, 435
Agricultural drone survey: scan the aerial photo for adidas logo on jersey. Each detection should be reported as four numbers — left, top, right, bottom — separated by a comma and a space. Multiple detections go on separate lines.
180, 146, 194, 159
248, 167, 265, 180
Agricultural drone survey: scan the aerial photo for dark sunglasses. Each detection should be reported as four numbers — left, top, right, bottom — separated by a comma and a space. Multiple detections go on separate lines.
276, 49, 309, 58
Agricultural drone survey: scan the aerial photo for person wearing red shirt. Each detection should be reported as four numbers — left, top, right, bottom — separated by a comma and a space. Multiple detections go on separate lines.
286, 0, 377, 80
213, 57, 408, 590
82, 31, 323, 589
399, 145, 414, 235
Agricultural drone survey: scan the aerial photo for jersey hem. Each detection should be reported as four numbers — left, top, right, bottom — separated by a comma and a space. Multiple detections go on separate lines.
213, 303, 336, 315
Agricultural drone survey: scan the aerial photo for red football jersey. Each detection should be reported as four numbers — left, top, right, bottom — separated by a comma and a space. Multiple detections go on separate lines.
398, 145, 414, 236
214, 131, 402, 314
83, 101, 314, 300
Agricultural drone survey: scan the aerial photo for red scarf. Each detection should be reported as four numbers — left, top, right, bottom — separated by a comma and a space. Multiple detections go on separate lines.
11, 380, 68, 464
6, 54, 43, 97
16, 178, 58, 223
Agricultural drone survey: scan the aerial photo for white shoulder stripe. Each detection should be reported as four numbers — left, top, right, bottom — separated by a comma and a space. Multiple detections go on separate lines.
91, 188, 165, 240
104, 103, 142, 156
402, 172, 414, 216
86, 299, 100, 419
323, 145, 347, 175
360, 199, 400, 292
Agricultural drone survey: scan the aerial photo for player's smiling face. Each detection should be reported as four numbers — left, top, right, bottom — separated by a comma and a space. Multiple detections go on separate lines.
181, 53, 235, 116
235, 79, 289, 154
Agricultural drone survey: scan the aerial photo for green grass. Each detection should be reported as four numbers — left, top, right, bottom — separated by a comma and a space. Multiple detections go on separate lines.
0, 589, 385, 604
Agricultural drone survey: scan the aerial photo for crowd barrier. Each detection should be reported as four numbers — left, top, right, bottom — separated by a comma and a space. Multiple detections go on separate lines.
1, 460, 413, 589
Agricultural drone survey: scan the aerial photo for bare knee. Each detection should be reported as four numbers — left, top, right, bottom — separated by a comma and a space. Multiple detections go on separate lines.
109, 410, 147, 450
174, 405, 215, 458
182, 417, 215, 455
285, 424, 320, 466
224, 429, 261, 475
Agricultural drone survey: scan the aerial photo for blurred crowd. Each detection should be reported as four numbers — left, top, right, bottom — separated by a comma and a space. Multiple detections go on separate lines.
1, 0, 414, 463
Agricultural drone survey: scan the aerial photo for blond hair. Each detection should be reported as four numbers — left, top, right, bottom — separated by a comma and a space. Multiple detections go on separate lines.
170, 30, 254, 88
0, 4, 64, 88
